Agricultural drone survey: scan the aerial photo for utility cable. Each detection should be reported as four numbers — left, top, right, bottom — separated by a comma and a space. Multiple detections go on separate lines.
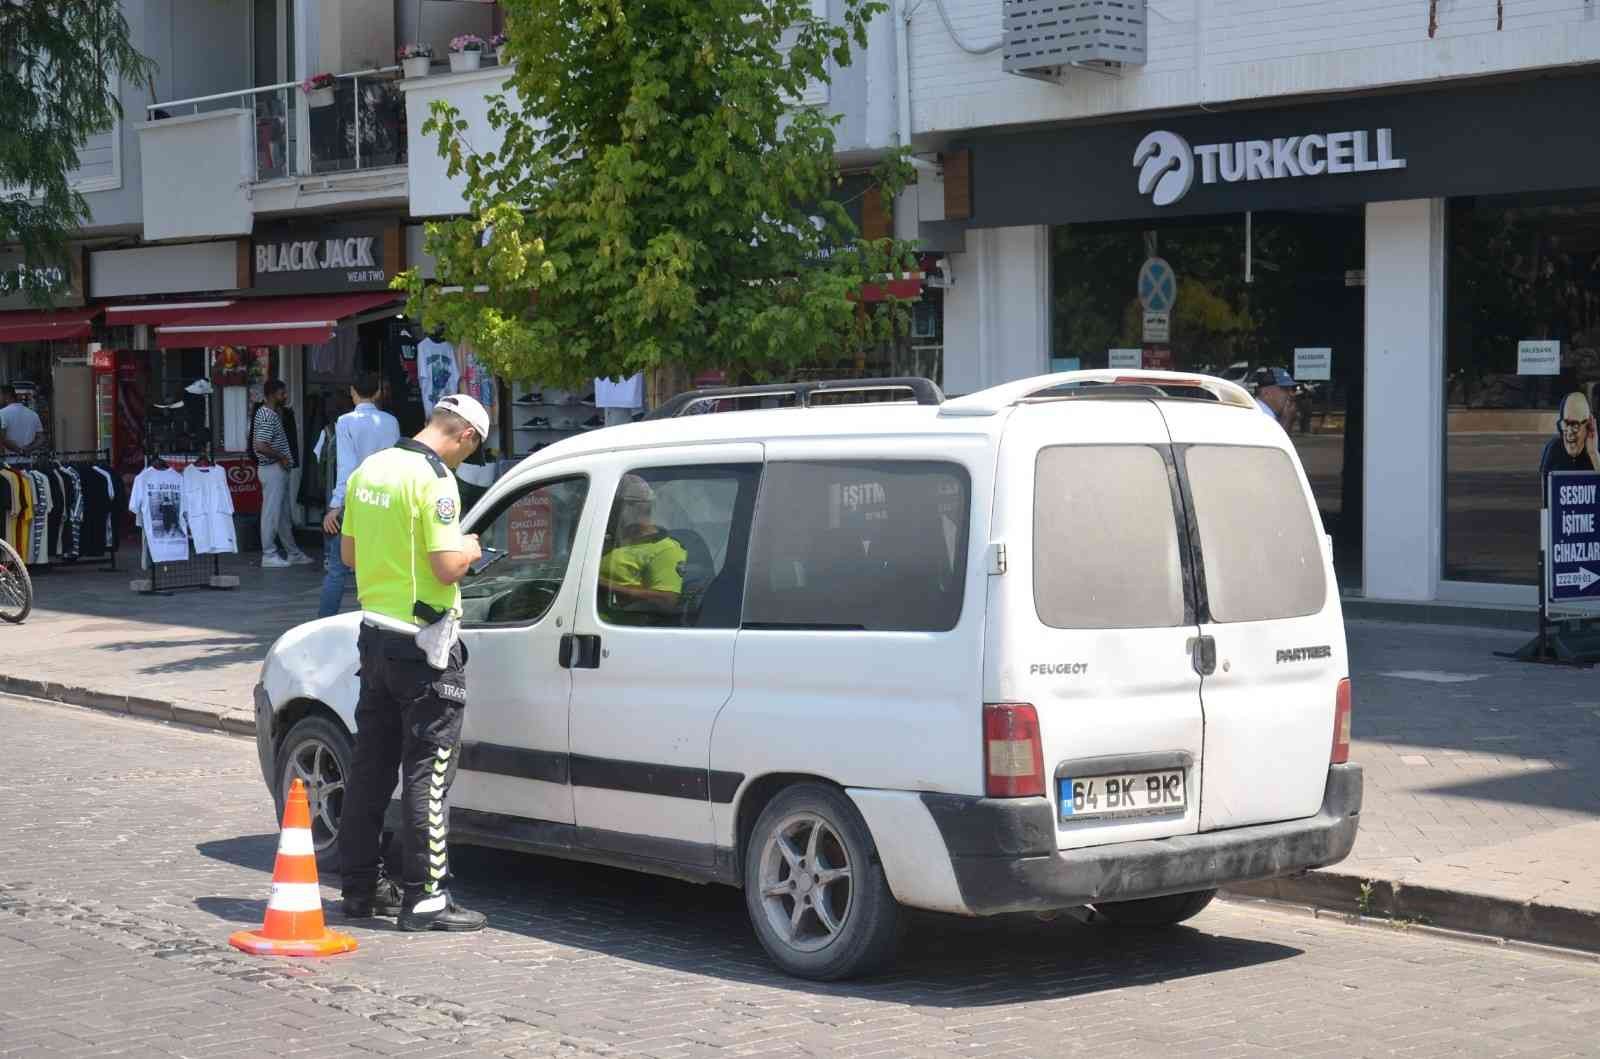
929, 0, 1003, 55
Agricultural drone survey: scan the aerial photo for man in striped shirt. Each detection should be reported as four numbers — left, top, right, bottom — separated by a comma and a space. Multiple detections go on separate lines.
254, 379, 313, 568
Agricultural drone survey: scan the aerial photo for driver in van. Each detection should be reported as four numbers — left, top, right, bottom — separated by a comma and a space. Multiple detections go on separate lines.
598, 474, 686, 614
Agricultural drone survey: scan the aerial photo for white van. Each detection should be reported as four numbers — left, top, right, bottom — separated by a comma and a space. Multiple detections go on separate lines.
254, 369, 1360, 980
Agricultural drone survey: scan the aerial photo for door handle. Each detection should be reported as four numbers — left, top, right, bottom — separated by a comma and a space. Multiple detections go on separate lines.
558, 633, 601, 670
1187, 635, 1217, 677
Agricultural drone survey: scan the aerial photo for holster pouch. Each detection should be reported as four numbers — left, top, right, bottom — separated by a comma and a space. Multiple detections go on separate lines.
413, 601, 461, 671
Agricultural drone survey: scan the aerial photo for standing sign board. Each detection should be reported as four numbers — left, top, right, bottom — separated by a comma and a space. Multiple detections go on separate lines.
1545, 471, 1600, 619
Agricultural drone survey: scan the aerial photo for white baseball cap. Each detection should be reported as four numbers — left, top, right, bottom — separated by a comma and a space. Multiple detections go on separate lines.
434, 393, 490, 440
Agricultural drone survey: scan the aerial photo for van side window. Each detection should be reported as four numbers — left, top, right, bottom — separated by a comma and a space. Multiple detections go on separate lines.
1183, 445, 1327, 623
461, 477, 589, 626
1034, 445, 1187, 630
596, 464, 760, 629
744, 461, 971, 632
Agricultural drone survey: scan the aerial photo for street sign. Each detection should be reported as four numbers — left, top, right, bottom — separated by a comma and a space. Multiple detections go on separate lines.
1137, 257, 1176, 313
1142, 310, 1170, 343
1518, 339, 1561, 376
1109, 348, 1141, 369
1546, 471, 1600, 618
1294, 347, 1332, 381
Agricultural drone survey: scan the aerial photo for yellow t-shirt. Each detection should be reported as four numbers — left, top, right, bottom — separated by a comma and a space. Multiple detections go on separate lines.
341, 443, 463, 625
598, 534, 686, 593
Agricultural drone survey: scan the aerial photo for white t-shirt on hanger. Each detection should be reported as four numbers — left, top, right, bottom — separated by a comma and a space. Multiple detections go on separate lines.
181, 464, 238, 555
129, 466, 189, 564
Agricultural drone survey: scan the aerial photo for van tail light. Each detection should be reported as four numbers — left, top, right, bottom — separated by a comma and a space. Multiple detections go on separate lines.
984, 703, 1046, 798
1331, 679, 1352, 764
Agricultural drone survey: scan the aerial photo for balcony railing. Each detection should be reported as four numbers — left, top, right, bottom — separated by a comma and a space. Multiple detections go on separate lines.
145, 66, 408, 183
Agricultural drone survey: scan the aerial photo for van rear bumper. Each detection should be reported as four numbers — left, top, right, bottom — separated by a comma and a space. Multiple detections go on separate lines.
922, 764, 1362, 916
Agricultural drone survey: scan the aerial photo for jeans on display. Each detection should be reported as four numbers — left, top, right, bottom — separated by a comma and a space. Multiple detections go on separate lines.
317, 531, 352, 618
258, 462, 302, 559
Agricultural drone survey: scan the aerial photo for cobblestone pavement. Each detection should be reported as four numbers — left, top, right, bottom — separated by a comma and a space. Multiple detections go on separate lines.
4, 695, 1600, 1059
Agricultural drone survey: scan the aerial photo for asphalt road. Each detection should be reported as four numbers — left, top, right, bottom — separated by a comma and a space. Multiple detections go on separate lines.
3, 694, 1598, 1058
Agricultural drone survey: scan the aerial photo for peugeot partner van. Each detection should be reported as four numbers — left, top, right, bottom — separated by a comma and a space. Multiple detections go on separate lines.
254, 369, 1360, 980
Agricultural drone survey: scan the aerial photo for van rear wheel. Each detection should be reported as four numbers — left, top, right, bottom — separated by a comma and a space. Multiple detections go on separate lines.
1093, 888, 1217, 927
743, 783, 901, 981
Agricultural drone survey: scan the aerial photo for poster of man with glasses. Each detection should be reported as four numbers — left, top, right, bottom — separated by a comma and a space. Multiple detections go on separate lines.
1540, 390, 1600, 482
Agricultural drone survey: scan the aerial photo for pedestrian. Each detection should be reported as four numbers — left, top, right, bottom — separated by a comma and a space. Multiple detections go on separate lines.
337, 393, 488, 932
1252, 367, 1298, 432
0, 384, 43, 454
316, 372, 400, 618
252, 380, 314, 568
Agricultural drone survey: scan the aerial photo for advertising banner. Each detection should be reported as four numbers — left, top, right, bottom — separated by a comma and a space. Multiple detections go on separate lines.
1545, 470, 1600, 619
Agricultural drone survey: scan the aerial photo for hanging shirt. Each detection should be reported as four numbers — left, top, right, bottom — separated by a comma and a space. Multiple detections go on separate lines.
59, 466, 84, 560
330, 402, 402, 509
417, 338, 460, 418
26, 470, 52, 565
460, 344, 498, 428
594, 374, 645, 409
0, 469, 20, 555
129, 466, 189, 564
181, 465, 238, 555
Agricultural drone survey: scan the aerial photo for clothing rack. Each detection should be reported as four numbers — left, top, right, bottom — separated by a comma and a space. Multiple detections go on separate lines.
132, 446, 238, 595
2, 448, 120, 573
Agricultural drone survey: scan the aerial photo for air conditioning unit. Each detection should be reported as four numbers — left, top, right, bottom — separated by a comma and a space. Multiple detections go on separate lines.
1003, 0, 1147, 83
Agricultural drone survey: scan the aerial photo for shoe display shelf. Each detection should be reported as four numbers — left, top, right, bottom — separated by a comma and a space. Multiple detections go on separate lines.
509, 383, 605, 456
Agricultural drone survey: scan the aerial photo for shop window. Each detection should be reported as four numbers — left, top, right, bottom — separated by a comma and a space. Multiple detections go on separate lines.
1444, 194, 1600, 585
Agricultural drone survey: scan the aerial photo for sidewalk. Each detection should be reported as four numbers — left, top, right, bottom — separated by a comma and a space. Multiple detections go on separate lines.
6, 566, 1600, 953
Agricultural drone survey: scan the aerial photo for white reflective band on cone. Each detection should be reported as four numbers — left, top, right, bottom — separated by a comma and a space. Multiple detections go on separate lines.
277, 828, 316, 857
269, 882, 325, 912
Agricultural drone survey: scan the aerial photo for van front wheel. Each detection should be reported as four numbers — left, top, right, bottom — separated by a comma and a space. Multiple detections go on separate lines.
1093, 888, 1217, 927
743, 784, 901, 981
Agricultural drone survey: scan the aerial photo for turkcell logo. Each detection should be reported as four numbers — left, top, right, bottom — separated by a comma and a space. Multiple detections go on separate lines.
1134, 128, 1408, 207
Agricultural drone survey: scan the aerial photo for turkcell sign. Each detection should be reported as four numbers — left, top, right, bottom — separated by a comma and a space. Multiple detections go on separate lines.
1546, 471, 1600, 616
1135, 128, 1407, 207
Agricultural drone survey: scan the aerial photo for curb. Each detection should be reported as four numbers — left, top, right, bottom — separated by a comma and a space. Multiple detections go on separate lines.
1224, 870, 1600, 957
0, 674, 255, 738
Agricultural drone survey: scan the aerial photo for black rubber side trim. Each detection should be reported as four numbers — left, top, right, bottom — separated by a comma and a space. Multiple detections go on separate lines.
459, 741, 569, 784
457, 742, 744, 804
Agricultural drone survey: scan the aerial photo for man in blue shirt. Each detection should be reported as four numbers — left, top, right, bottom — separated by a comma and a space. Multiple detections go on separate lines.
1253, 367, 1298, 431
317, 372, 401, 617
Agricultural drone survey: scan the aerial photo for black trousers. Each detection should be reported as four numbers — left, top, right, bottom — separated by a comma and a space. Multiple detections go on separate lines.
339, 624, 468, 902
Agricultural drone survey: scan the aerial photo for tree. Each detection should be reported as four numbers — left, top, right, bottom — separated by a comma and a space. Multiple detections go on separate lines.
400, 0, 917, 388
1, 1, 155, 304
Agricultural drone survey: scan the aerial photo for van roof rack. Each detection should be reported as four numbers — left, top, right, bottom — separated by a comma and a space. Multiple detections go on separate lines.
645, 377, 945, 420
940, 369, 1256, 418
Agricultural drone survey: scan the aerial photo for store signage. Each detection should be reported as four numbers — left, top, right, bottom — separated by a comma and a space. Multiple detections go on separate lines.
0, 247, 87, 310
507, 492, 553, 560
1142, 311, 1170, 344
1546, 472, 1600, 618
1109, 348, 1141, 369
1518, 340, 1561, 376
250, 220, 401, 294
1294, 347, 1332, 381
1135, 128, 1406, 207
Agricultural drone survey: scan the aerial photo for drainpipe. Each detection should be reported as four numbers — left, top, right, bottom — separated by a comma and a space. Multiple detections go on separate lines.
895, 0, 938, 173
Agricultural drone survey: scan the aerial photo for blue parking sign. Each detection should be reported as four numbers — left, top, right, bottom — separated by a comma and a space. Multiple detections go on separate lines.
1546, 471, 1600, 615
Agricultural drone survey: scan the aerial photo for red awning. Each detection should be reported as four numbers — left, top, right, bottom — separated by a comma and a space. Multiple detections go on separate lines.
0, 307, 101, 343
154, 291, 404, 349
103, 300, 238, 327
857, 273, 924, 302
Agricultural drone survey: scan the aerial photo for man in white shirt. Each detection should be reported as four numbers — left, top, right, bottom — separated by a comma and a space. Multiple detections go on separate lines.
0, 385, 43, 453
317, 371, 401, 617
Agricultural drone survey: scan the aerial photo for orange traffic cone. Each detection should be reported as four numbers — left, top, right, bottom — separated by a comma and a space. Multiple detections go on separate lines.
229, 778, 358, 957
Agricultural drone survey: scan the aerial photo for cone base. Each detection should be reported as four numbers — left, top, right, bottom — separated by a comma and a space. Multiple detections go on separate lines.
228, 928, 358, 957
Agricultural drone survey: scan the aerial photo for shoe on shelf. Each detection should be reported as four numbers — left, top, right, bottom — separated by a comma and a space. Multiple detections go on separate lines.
580, 392, 596, 405
579, 414, 604, 429
287, 552, 316, 566
342, 878, 404, 919
514, 391, 544, 405
398, 892, 487, 933
522, 416, 551, 429
261, 554, 291, 568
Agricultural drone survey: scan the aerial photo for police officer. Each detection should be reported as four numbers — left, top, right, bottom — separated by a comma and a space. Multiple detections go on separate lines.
337, 393, 488, 932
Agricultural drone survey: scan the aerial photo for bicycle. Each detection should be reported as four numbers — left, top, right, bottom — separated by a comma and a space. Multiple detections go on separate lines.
0, 538, 32, 624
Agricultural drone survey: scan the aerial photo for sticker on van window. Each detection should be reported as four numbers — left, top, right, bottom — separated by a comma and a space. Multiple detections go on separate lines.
1275, 645, 1332, 664
1030, 662, 1089, 676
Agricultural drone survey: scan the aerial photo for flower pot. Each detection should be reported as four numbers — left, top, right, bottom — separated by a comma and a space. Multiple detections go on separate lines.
449, 50, 481, 73
402, 56, 431, 79
306, 86, 334, 108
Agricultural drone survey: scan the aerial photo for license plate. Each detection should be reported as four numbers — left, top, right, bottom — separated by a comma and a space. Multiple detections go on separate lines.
1058, 770, 1186, 822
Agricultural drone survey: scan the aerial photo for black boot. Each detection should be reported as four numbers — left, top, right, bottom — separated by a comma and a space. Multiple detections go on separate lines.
398, 891, 487, 933
341, 877, 404, 919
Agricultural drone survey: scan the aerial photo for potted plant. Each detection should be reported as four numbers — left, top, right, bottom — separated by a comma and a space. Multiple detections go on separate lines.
300, 72, 336, 108
488, 32, 508, 64
449, 34, 485, 72
398, 43, 433, 79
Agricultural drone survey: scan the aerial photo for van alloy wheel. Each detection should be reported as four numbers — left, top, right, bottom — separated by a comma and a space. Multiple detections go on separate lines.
757, 812, 854, 952
285, 739, 345, 852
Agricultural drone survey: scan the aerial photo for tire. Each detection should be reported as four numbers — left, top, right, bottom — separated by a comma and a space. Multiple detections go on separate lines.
274, 715, 354, 874
1093, 888, 1217, 927
0, 539, 32, 624
743, 783, 901, 981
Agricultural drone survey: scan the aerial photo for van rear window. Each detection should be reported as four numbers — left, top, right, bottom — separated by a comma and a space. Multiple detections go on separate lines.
744, 461, 969, 632
1184, 445, 1327, 623
1034, 445, 1187, 630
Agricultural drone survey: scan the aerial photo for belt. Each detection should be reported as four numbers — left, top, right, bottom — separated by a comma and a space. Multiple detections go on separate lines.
361, 612, 419, 635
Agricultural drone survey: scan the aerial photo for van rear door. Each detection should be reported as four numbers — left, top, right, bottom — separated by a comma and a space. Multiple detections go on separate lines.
992, 400, 1204, 851
1156, 402, 1347, 830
